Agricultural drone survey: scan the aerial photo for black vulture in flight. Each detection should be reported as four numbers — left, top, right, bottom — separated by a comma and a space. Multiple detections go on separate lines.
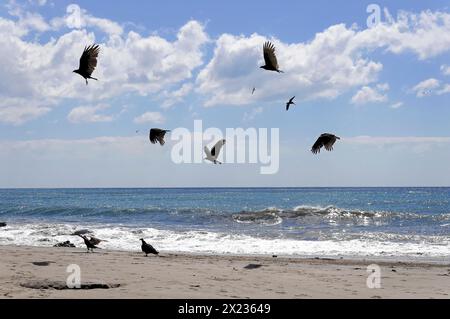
286, 96, 295, 111
73, 44, 100, 85
311, 133, 340, 154
140, 239, 159, 256
149, 128, 171, 146
260, 41, 283, 73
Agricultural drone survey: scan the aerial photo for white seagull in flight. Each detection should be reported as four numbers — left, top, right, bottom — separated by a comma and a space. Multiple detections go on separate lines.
204, 139, 226, 164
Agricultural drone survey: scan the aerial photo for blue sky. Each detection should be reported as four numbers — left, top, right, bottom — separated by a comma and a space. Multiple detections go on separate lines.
0, 0, 449, 187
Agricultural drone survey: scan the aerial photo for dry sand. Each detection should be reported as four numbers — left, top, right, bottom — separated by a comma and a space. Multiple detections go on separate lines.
0, 245, 449, 299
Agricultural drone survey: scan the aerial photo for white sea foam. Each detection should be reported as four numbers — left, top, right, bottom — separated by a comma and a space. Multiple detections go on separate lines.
1, 223, 450, 259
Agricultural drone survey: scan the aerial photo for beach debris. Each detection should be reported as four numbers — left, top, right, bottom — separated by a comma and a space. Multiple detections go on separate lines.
31, 261, 54, 267
149, 128, 171, 146
286, 96, 295, 111
78, 234, 100, 252
0, 222, 6, 227
311, 133, 340, 154
244, 263, 263, 270
260, 41, 283, 73
140, 238, 159, 256
21, 280, 120, 290
53, 241, 76, 248
73, 44, 100, 85
204, 139, 226, 165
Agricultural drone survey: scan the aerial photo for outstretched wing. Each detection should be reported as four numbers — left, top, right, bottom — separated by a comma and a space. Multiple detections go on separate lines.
311, 136, 325, 154
79, 44, 100, 77
149, 128, 168, 145
263, 41, 279, 70
204, 146, 212, 158
323, 134, 338, 151
211, 139, 226, 157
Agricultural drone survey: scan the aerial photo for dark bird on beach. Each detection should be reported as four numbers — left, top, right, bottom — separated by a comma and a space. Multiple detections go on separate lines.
252, 87, 256, 95
73, 44, 100, 85
88, 236, 106, 246
78, 234, 99, 253
260, 41, 283, 73
140, 239, 159, 256
286, 96, 295, 111
311, 133, 340, 154
149, 128, 171, 146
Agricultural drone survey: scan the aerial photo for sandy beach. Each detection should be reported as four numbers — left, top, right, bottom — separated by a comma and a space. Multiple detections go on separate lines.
0, 245, 449, 299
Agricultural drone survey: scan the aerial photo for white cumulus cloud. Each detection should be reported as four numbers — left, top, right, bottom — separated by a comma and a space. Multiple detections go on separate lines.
67, 104, 114, 123
133, 111, 165, 124
196, 9, 450, 108
351, 85, 388, 105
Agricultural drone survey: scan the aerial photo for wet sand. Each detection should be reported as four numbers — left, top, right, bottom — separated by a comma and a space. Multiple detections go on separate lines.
0, 245, 449, 298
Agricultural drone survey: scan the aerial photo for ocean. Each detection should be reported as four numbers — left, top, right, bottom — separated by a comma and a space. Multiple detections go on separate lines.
0, 187, 449, 259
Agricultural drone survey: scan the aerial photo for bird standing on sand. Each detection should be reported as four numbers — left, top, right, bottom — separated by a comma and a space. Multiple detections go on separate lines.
286, 96, 295, 111
78, 234, 99, 253
73, 44, 100, 85
204, 139, 226, 164
140, 239, 159, 256
260, 41, 283, 73
88, 236, 106, 246
311, 133, 340, 154
149, 128, 171, 146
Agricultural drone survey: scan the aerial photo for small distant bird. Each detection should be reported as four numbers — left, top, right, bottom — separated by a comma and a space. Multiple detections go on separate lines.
78, 234, 99, 253
136, 130, 140, 133
286, 96, 295, 111
73, 44, 100, 85
311, 133, 340, 154
204, 139, 226, 164
140, 239, 159, 256
260, 41, 283, 73
252, 87, 256, 95
149, 128, 171, 146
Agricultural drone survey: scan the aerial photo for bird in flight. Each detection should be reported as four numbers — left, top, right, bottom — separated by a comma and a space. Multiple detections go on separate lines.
260, 41, 283, 73
311, 133, 340, 154
204, 139, 226, 164
149, 128, 171, 146
73, 44, 100, 85
286, 96, 295, 111
252, 87, 256, 95
140, 239, 159, 257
